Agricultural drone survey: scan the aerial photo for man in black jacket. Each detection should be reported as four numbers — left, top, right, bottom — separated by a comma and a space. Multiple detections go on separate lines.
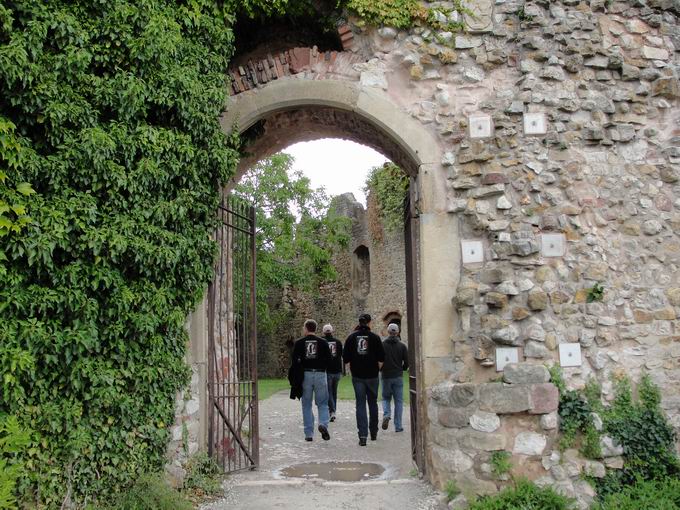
343, 314, 384, 446
291, 319, 332, 441
322, 324, 343, 423
381, 323, 409, 433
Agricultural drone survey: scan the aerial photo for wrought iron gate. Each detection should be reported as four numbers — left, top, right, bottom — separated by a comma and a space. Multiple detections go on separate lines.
207, 194, 259, 472
404, 183, 425, 472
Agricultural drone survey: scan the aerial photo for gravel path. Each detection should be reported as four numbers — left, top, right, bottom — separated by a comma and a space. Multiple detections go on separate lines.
202, 389, 444, 510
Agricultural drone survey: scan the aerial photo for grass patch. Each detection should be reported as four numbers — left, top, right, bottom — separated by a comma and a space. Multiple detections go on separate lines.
258, 379, 291, 400
258, 373, 410, 403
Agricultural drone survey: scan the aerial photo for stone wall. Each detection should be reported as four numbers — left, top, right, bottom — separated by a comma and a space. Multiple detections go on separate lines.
209, 0, 680, 499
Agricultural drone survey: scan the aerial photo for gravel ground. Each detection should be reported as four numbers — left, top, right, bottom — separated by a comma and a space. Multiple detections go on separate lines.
201, 390, 445, 510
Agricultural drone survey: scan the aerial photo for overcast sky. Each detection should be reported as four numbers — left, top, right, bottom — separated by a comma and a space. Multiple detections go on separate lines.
285, 139, 389, 206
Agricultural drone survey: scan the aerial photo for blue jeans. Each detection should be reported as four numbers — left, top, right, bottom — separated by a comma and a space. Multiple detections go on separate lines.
381, 376, 404, 431
327, 372, 342, 414
352, 377, 379, 439
301, 371, 329, 438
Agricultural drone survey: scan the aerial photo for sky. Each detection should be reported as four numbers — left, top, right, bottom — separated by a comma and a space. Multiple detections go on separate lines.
284, 139, 389, 206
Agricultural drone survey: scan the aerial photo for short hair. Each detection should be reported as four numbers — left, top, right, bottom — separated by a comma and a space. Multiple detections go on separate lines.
322, 324, 333, 334
387, 323, 400, 334
304, 319, 317, 332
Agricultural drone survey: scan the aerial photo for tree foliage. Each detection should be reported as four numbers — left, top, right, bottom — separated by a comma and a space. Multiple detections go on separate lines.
234, 153, 350, 334
0, 0, 237, 505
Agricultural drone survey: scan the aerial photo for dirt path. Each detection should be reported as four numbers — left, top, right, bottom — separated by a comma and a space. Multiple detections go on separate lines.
202, 389, 444, 510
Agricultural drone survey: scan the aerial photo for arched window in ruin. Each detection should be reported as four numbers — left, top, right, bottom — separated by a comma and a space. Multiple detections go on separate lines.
383, 311, 402, 330
352, 245, 371, 299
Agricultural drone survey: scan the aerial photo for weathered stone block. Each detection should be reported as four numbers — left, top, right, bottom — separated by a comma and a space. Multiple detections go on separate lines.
525, 341, 551, 359
513, 431, 547, 455
431, 446, 474, 473
479, 383, 531, 414
528, 288, 549, 310
600, 435, 624, 457
491, 326, 521, 346
458, 428, 507, 451
450, 383, 478, 407
503, 363, 550, 384
486, 292, 509, 308
529, 383, 559, 414
469, 411, 501, 433
439, 407, 475, 428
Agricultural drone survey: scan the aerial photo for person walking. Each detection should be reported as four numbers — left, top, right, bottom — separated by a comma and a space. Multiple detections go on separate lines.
322, 324, 343, 423
291, 319, 331, 441
381, 323, 409, 433
343, 314, 384, 446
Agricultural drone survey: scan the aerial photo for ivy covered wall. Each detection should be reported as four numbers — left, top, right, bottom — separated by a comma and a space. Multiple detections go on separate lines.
0, 0, 239, 505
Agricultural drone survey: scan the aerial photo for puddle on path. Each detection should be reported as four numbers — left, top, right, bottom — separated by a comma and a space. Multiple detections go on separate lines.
279, 461, 385, 482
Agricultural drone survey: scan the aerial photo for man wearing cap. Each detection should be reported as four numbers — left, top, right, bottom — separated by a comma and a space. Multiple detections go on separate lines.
291, 319, 332, 441
343, 314, 385, 446
322, 324, 343, 423
381, 323, 409, 433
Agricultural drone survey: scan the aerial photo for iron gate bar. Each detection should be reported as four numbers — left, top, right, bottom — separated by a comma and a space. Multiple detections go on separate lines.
207, 194, 259, 473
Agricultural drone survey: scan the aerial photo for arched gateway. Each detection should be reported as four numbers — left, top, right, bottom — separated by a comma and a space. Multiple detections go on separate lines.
170, 2, 680, 500
181, 76, 461, 479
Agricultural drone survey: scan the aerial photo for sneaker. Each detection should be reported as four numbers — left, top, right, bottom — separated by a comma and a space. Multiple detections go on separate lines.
305, 437, 313, 442
359, 437, 367, 446
370, 432, 377, 441
395, 428, 404, 432
319, 425, 331, 441
381, 416, 390, 430
330, 412, 336, 422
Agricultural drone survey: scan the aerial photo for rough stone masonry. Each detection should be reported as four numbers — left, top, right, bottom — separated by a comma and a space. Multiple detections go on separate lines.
175, 1, 680, 506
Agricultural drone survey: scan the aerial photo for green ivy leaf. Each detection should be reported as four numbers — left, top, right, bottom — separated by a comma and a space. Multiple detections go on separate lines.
15, 183, 35, 196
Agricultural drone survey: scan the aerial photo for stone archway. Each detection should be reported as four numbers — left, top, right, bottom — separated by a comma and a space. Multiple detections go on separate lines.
175, 76, 461, 479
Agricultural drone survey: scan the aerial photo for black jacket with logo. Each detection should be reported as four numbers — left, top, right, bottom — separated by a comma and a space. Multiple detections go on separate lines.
292, 334, 331, 371
342, 326, 384, 379
323, 334, 343, 374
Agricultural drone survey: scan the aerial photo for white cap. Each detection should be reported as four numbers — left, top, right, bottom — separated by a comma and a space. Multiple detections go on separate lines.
387, 323, 400, 334
322, 324, 333, 334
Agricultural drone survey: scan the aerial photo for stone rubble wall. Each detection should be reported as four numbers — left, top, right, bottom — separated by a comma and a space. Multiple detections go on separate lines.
340, 0, 680, 502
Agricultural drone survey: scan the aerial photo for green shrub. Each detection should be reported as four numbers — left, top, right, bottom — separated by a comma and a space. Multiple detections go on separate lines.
597, 477, 680, 510
0, 415, 31, 509
183, 452, 223, 496
445, 480, 460, 502
596, 374, 679, 496
104, 474, 192, 510
469, 478, 573, 510
490, 451, 512, 478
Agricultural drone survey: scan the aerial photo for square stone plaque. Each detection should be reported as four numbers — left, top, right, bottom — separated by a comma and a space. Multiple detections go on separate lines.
469, 114, 493, 139
461, 240, 484, 264
541, 233, 566, 257
559, 343, 582, 368
496, 347, 520, 372
524, 112, 547, 135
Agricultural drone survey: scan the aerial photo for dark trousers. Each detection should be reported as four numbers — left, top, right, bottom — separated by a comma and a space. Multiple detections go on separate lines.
327, 372, 342, 413
352, 377, 379, 439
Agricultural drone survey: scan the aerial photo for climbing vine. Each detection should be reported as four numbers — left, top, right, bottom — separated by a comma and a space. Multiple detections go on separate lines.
549, 368, 679, 500
345, 0, 469, 32
365, 163, 409, 237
